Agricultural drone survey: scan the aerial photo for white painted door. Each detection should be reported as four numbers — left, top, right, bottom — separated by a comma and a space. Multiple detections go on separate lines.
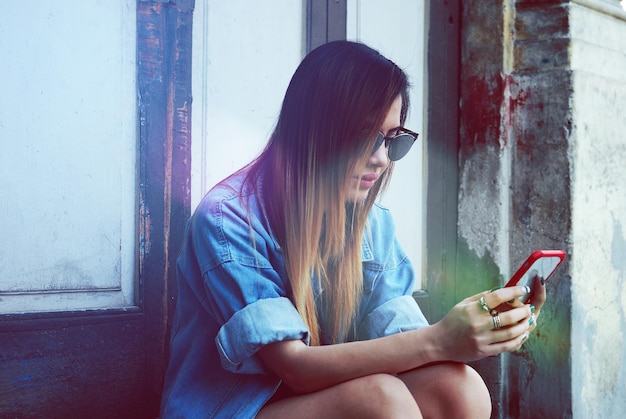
347, 0, 427, 284
0, 0, 137, 313
1, 2, 192, 416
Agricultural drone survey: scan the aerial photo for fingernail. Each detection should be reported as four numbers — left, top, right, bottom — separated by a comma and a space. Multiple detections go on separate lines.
490, 286, 502, 292
523, 285, 531, 294
529, 316, 535, 326
530, 305, 535, 313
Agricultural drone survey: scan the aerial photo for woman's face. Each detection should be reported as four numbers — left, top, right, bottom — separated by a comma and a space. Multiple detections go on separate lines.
347, 95, 402, 202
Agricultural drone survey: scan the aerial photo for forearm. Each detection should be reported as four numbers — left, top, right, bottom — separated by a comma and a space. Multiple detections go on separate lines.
258, 324, 444, 394
259, 285, 536, 395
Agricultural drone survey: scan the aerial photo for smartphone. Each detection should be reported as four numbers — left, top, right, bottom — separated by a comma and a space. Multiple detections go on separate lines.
505, 250, 566, 303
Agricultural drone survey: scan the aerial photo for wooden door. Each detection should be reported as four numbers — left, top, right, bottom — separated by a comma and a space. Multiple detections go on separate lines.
0, 1, 193, 417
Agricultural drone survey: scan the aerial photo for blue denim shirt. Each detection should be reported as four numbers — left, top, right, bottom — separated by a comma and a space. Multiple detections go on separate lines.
160, 172, 429, 418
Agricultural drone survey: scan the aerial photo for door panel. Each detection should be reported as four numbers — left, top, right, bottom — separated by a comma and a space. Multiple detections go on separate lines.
191, 0, 305, 208
0, 1, 193, 416
0, 312, 146, 417
0, 1, 136, 314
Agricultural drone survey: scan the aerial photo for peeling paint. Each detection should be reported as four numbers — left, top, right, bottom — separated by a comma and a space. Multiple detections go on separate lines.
458, 146, 503, 261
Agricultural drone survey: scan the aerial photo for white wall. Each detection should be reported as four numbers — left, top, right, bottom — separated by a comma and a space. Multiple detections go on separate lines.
569, 3, 626, 417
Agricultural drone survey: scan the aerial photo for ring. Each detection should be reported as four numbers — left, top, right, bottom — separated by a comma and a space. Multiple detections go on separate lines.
492, 314, 502, 329
529, 313, 536, 326
478, 297, 490, 312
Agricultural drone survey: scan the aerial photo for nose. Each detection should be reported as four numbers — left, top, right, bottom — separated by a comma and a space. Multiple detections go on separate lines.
368, 140, 390, 168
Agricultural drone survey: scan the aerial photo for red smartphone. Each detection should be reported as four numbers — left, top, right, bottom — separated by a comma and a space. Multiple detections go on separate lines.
505, 250, 566, 303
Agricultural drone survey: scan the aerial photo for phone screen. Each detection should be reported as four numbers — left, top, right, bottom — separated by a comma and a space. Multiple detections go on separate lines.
506, 250, 565, 303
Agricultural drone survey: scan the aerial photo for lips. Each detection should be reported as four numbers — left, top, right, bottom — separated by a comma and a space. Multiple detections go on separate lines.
359, 173, 379, 189
360, 173, 379, 182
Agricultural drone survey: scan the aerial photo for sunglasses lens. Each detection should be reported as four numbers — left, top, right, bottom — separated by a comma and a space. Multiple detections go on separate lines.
388, 134, 415, 161
371, 133, 385, 154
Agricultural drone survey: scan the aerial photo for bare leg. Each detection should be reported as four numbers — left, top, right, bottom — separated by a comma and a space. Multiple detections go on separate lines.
398, 362, 492, 419
257, 373, 422, 419
258, 362, 490, 419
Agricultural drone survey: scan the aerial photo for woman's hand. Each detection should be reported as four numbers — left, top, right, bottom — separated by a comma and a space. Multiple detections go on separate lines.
431, 281, 544, 363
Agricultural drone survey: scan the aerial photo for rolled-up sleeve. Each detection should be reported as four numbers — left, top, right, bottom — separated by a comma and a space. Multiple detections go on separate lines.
357, 295, 428, 340
355, 204, 430, 341
356, 258, 429, 340
188, 189, 310, 376
216, 297, 310, 374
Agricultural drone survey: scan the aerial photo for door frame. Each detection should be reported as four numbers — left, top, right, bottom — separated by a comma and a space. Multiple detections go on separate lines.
421, 0, 461, 322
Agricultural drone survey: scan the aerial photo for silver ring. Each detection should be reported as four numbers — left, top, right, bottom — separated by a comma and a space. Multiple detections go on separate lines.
478, 297, 490, 312
529, 313, 536, 326
492, 314, 502, 330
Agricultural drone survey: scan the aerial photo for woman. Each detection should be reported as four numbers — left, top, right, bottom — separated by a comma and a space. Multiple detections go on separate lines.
160, 41, 542, 418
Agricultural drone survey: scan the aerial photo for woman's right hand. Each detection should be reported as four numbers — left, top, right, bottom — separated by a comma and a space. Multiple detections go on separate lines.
431, 286, 535, 363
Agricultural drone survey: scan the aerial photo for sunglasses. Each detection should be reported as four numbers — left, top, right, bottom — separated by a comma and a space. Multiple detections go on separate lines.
371, 127, 419, 161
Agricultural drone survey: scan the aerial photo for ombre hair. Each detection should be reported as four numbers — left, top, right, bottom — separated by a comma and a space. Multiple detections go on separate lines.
245, 41, 410, 345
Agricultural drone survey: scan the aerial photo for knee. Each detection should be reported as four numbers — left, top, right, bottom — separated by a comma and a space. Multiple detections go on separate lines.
356, 374, 421, 418
403, 362, 491, 419
443, 363, 492, 419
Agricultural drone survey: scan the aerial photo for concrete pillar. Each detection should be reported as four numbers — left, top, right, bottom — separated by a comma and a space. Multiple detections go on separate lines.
458, 1, 626, 417
458, 1, 572, 417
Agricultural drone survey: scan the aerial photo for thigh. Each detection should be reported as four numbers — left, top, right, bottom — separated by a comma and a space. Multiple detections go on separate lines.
398, 362, 492, 419
257, 373, 422, 419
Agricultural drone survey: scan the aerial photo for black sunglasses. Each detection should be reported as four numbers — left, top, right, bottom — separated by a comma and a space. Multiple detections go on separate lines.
371, 127, 419, 161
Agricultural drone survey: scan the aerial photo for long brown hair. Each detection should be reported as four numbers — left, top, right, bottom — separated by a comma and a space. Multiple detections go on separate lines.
246, 41, 410, 345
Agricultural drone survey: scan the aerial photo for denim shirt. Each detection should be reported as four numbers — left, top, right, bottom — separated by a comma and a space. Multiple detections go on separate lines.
160, 172, 429, 418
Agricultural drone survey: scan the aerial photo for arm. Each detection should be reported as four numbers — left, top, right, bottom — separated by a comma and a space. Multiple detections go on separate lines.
259, 285, 535, 394
258, 323, 440, 394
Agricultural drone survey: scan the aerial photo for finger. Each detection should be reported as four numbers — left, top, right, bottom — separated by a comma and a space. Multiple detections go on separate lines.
482, 286, 530, 309
490, 320, 530, 345
529, 275, 547, 307
492, 297, 524, 313
484, 328, 530, 354
496, 305, 533, 327
470, 292, 498, 314
461, 289, 491, 304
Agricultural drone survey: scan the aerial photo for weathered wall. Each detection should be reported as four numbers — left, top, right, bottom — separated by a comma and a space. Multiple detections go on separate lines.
506, 2, 574, 417
458, 0, 626, 417
569, 1, 626, 417
457, 2, 510, 415
459, 0, 574, 416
